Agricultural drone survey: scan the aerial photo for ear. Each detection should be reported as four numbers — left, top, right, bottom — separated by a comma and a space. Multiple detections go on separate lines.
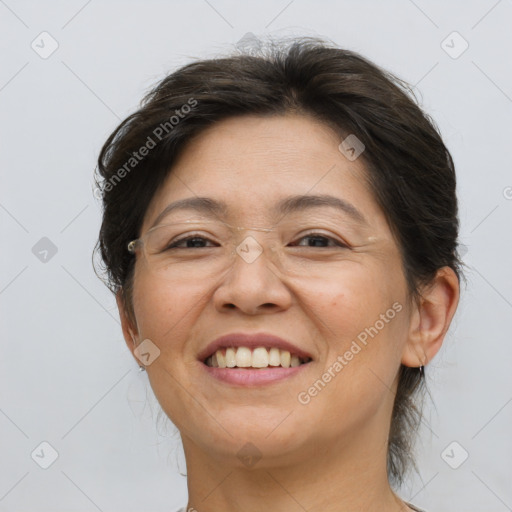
116, 290, 139, 362
402, 266, 460, 368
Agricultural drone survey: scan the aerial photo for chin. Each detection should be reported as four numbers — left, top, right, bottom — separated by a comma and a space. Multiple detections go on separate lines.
192, 412, 311, 458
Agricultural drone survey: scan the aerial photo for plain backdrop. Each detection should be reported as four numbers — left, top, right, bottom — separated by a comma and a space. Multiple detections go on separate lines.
1, 1, 511, 511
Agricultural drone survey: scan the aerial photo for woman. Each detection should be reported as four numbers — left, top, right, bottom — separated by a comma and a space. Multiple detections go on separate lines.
94, 36, 461, 512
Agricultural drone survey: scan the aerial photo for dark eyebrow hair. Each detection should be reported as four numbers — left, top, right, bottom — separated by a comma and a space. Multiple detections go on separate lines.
150, 197, 228, 229
150, 194, 367, 229
277, 194, 366, 224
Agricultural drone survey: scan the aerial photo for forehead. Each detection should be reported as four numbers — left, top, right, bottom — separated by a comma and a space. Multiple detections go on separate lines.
142, 114, 386, 232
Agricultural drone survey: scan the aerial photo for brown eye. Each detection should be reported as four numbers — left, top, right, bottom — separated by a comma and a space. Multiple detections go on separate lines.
165, 235, 217, 250
292, 233, 348, 248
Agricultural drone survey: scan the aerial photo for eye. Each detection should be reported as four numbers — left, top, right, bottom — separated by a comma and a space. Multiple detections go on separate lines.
165, 234, 217, 250
161, 231, 349, 250
291, 233, 349, 248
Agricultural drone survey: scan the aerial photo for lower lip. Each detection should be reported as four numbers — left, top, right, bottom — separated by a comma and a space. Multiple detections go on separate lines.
200, 362, 311, 386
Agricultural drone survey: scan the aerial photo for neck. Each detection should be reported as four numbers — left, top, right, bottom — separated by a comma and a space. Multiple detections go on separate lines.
181, 421, 410, 512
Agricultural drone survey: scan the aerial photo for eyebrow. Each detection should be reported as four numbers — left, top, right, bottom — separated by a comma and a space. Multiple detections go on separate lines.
150, 194, 367, 229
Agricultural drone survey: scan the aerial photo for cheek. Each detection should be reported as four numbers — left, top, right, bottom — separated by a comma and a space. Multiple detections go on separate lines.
130, 269, 202, 342
305, 256, 405, 327
292, 271, 407, 442
130, 271, 207, 428
304, 258, 407, 382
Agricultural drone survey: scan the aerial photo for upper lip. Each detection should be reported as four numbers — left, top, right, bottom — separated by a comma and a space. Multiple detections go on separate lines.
197, 332, 314, 362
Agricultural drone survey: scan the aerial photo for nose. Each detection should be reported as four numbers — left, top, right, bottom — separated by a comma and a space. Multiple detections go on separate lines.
212, 236, 292, 315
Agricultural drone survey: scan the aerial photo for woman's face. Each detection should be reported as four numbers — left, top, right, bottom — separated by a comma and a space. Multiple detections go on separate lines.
124, 114, 414, 467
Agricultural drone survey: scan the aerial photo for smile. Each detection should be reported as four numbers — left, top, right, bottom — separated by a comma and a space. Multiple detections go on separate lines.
204, 346, 312, 368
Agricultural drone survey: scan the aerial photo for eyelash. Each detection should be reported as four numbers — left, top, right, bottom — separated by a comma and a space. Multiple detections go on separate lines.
167, 232, 349, 250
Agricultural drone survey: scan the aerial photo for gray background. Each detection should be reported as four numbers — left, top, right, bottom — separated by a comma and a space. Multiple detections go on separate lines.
1, 1, 511, 511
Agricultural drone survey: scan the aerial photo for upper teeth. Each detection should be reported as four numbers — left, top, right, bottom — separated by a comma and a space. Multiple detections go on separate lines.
205, 347, 310, 368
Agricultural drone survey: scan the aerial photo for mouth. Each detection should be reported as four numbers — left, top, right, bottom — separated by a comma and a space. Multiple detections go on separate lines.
203, 346, 312, 369
197, 332, 314, 385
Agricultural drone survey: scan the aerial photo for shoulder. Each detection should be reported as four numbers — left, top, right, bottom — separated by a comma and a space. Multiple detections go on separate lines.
406, 503, 428, 512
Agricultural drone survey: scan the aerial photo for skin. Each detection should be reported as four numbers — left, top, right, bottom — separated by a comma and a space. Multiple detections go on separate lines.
117, 114, 460, 512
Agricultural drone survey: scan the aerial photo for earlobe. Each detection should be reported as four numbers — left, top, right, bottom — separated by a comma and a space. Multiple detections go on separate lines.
402, 266, 460, 368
